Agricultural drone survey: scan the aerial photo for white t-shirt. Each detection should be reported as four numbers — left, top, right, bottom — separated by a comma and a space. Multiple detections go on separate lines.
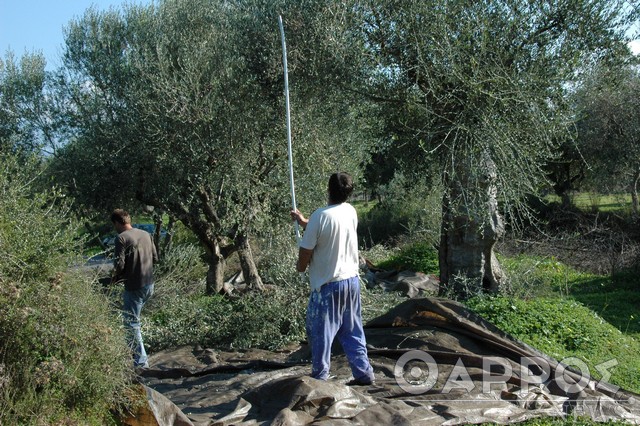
300, 203, 359, 291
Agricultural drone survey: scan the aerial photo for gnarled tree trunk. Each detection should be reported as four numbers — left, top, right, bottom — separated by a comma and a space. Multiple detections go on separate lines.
236, 233, 265, 291
205, 238, 227, 295
439, 153, 506, 299
631, 168, 640, 217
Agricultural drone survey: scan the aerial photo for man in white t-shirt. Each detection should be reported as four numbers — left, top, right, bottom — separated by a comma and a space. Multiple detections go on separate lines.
290, 172, 375, 385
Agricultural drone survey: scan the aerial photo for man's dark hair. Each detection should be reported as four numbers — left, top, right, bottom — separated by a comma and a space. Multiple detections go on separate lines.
328, 172, 354, 204
111, 209, 131, 225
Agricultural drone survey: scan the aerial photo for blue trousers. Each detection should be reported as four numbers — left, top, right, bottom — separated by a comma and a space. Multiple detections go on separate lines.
306, 277, 374, 382
122, 284, 154, 367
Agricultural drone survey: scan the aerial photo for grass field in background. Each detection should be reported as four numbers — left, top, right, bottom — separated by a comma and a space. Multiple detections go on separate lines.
546, 193, 633, 212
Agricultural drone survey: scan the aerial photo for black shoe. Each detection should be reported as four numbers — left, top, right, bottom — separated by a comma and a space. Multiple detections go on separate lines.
134, 364, 150, 377
346, 377, 375, 386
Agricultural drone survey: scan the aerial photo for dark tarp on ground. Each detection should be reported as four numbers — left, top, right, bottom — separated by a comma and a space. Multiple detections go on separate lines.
137, 297, 640, 425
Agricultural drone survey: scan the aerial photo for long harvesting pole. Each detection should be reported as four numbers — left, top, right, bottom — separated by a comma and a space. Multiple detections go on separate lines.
278, 15, 301, 242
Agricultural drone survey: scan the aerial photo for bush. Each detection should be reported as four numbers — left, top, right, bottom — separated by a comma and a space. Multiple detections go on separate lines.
146, 284, 308, 352
359, 174, 441, 247
225, 285, 308, 350
375, 240, 439, 274
144, 275, 404, 353
254, 222, 304, 287
150, 243, 208, 308
145, 293, 234, 351
143, 228, 310, 351
0, 157, 80, 283
0, 154, 132, 424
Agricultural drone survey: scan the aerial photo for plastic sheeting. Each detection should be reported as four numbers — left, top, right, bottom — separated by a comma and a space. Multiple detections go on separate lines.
137, 297, 640, 425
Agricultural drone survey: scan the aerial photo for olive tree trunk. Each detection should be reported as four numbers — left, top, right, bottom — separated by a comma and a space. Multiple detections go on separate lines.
236, 233, 265, 291
438, 153, 506, 299
631, 168, 640, 217
204, 238, 228, 295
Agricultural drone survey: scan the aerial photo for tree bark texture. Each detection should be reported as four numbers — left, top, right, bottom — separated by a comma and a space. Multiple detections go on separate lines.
236, 233, 265, 291
438, 153, 506, 299
631, 168, 640, 217
205, 239, 227, 295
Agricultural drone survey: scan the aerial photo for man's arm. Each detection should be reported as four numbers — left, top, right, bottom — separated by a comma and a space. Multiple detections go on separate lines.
151, 236, 159, 264
290, 209, 309, 230
296, 247, 313, 272
112, 236, 126, 282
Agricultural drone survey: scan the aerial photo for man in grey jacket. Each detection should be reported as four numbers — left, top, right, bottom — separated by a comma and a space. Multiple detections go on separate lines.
111, 209, 158, 368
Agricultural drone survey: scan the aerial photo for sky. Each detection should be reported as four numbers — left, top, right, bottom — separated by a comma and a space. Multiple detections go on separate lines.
1, 0, 639, 72
0, 0, 152, 71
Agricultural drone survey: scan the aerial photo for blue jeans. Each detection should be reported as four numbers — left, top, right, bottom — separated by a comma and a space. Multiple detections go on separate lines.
306, 277, 374, 382
123, 284, 154, 367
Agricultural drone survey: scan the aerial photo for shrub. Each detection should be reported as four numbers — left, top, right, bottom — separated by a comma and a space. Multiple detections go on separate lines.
146, 284, 308, 352
143, 223, 309, 351
359, 174, 441, 247
145, 293, 234, 351
150, 243, 208, 307
0, 154, 132, 424
225, 284, 308, 350
255, 222, 304, 287
144, 276, 403, 352
375, 240, 439, 274
0, 157, 80, 282
145, 232, 405, 352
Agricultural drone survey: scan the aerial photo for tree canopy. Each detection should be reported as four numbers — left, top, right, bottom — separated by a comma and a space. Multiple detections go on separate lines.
351, 0, 636, 296
51, 0, 373, 292
1, 52, 52, 155
9, 0, 635, 297
574, 59, 640, 215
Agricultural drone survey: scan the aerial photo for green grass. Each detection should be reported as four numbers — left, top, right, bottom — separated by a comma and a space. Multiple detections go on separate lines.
496, 254, 599, 297
546, 192, 633, 213
352, 199, 379, 217
499, 255, 640, 339
466, 261, 640, 426
467, 295, 640, 393
465, 253, 640, 397
567, 271, 640, 340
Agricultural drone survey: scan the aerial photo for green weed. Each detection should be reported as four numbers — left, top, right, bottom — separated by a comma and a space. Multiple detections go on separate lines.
498, 254, 598, 298
146, 285, 308, 352
375, 240, 439, 274
466, 294, 640, 394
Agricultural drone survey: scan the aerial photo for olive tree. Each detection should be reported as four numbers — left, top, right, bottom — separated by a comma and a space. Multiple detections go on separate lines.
574, 60, 640, 215
0, 52, 60, 156
53, 0, 371, 293
354, 0, 636, 297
